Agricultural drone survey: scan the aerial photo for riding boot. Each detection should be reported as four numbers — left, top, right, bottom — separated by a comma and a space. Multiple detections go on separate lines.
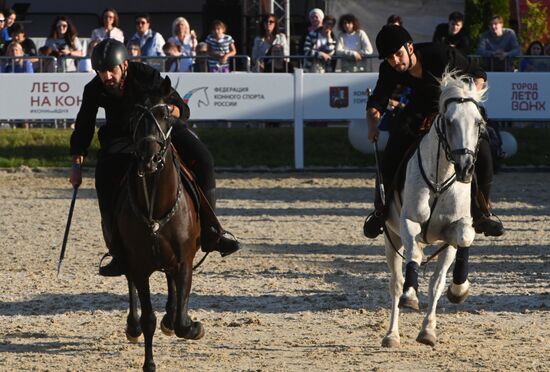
363, 184, 385, 239
200, 188, 241, 257
471, 183, 504, 237
98, 219, 126, 277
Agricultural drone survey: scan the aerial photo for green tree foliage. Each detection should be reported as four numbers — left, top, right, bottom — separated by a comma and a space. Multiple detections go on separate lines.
519, 0, 549, 50
465, 0, 510, 53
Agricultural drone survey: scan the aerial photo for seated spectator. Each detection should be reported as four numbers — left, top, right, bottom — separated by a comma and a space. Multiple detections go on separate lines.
544, 42, 550, 56
127, 13, 165, 57
386, 14, 403, 26
477, 15, 520, 71
127, 40, 142, 62
167, 17, 197, 72
252, 13, 289, 72
194, 41, 208, 72
303, 15, 336, 73
205, 19, 236, 73
1, 41, 33, 72
432, 11, 470, 55
78, 39, 99, 72
91, 8, 124, 43
36, 45, 56, 72
163, 41, 185, 72
44, 16, 84, 72
519, 41, 549, 72
11, 24, 37, 58
335, 13, 373, 72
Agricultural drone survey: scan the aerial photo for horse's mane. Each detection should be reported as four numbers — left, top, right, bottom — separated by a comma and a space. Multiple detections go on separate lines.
438, 68, 488, 113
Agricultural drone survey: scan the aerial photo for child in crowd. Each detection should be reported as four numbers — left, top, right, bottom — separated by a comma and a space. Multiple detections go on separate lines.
205, 20, 236, 72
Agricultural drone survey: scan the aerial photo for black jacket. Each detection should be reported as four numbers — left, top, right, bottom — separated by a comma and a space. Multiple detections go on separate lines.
366, 42, 486, 118
70, 62, 186, 156
432, 23, 471, 56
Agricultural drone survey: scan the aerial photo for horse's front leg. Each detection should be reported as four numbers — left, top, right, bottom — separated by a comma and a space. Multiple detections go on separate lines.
417, 245, 457, 346
399, 217, 423, 311
135, 277, 157, 372
174, 259, 204, 340
382, 229, 404, 348
125, 277, 142, 343
445, 217, 475, 304
160, 273, 176, 336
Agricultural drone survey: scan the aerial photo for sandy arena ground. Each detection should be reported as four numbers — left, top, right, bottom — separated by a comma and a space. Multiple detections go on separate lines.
0, 168, 548, 371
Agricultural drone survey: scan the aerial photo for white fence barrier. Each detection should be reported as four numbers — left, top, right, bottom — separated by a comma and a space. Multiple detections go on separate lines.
0, 71, 547, 167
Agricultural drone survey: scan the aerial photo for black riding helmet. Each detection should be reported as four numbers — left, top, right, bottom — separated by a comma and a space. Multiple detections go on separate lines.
91, 39, 129, 71
376, 25, 413, 59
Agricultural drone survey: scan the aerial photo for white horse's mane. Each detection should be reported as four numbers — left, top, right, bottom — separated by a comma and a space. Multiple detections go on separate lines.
438, 68, 488, 113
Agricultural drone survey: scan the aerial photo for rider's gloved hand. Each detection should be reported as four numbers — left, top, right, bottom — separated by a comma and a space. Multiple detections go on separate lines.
69, 156, 83, 188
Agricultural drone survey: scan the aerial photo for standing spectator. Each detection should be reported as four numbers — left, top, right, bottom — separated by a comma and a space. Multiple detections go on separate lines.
0, 10, 7, 55
166, 17, 197, 72
1, 41, 33, 72
127, 13, 165, 57
432, 11, 470, 55
519, 41, 549, 72
252, 13, 289, 72
386, 15, 403, 26
205, 20, 236, 73
303, 15, 336, 73
477, 15, 520, 71
44, 16, 84, 72
307, 8, 324, 33
335, 14, 373, 72
1, 8, 16, 44
10, 24, 36, 57
91, 8, 124, 43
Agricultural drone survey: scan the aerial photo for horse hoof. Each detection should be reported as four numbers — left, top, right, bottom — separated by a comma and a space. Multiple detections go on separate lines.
125, 328, 142, 344
381, 335, 400, 348
187, 321, 205, 340
447, 285, 469, 304
143, 360, 156, 372
160, 317, 175, 336
416, 330, 437, 346
398, 294, 420, 311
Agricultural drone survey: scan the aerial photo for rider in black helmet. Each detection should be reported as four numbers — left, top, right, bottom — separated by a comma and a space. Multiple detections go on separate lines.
70, 39, 240, 277
363, 25, 504, 239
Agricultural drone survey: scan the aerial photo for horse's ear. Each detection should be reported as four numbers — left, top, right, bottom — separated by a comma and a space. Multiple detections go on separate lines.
160, 76, 172, 98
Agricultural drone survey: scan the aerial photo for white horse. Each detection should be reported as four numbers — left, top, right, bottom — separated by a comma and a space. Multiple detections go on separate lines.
381, 70, 488, 348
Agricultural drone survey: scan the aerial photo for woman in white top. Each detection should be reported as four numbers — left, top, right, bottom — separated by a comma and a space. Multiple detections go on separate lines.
44, 15, 83, 72
166, 17, 197, 72
91, 8, 124, 43
252, 13, 289, 72
335, 14, 373, 72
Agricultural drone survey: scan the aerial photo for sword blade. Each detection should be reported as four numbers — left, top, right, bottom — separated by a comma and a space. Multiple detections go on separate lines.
57, 185, 79, 277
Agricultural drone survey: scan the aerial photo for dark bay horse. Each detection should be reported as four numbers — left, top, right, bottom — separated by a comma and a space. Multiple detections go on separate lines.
114, 76, 203, 371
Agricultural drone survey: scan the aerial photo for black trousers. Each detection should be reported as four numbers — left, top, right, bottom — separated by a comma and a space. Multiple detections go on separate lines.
377, 110, 494, 211
95, 123, 216, 229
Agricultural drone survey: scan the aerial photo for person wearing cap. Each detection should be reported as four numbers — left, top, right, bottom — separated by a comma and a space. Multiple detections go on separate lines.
363, 25, 504, 239
69, 39, 240, 277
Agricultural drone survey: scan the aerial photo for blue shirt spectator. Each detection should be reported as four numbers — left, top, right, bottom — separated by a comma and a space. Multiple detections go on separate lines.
127, 13, 165, 57
1, 41, 33, 72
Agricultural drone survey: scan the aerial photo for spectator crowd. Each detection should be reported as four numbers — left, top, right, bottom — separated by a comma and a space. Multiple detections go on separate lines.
1, 6, 550, 74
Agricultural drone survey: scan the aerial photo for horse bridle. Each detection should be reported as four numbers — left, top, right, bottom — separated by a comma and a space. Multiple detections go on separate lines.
435, 96, 484, 164
132, 103, 173, 176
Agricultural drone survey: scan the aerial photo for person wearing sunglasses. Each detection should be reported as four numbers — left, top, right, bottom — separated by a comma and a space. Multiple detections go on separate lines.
44, 15, 83, 72
252, 13, 288, 72
127, 13, 165, 57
